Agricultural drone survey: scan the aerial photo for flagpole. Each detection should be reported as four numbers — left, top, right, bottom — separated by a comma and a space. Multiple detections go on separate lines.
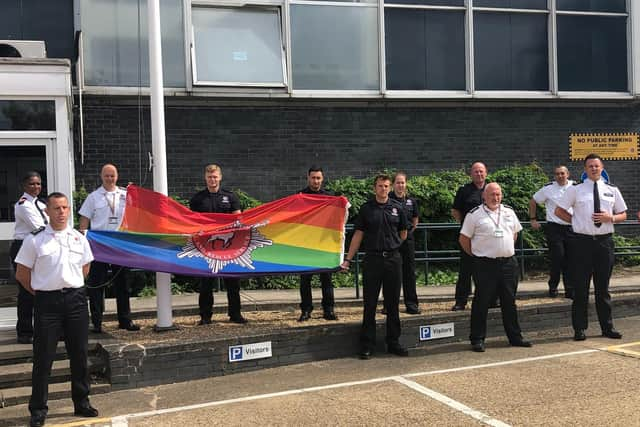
148, 0, 174, 330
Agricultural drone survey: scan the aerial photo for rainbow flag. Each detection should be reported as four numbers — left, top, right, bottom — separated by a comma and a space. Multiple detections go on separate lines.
86, 185, 349, 277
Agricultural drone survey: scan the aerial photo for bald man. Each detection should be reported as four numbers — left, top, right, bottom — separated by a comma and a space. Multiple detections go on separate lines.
79, 164, 139, 333
459, 183, 531, 352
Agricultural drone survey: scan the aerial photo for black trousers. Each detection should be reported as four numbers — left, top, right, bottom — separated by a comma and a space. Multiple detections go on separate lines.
30, 287, 90, 417
454, 247, 474, 305
299, 272, 334, 312
199, 277, 241, 319
545, 222, 573, 292
360, 252, 402, 351
470, 256, 523, 343
399, 237, 419, 310
10, 239, 34, 339
86, 262, 132, 327
568, 233, 615, 333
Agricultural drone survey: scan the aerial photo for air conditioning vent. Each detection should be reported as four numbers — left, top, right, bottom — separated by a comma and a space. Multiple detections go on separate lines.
0, 40, 46, 58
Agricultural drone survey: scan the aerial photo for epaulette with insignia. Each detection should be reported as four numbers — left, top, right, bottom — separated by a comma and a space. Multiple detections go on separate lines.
468, 205, 481, 214
18, 197, 27, 205
544, 182, 553, 187
605, 182, 617, 187
503, 204, 513, 209
31, 226, 45, 235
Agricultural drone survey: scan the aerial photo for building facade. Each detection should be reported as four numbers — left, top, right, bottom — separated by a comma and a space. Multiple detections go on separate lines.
1, 0, 639, 276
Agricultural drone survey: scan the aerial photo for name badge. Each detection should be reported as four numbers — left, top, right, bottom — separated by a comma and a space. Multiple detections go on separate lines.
493, 229, 504, 238
108, 216, 119, 225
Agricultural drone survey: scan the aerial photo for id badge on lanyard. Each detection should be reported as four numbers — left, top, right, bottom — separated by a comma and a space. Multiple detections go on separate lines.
483, 205, 504, 238
106, 193, 119, 225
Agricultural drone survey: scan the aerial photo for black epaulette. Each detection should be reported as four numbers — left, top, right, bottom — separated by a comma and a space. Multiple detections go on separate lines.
503, 204, 513, 210
18, 197, 27, 205
31, 226, 45, 235
468, 205, 481, 214
605, 182, 617, 188
544, 182, 553, 187
573, 181, 579, 185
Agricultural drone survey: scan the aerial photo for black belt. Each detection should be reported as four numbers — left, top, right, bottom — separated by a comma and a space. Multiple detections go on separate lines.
547, 222, 571, 228
476, 256, 514, 263
366, 250, 398, 258
573, 233, 612, 241
36, 287, 84, 294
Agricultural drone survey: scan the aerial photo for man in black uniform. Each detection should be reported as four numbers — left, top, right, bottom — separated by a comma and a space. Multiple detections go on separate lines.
451, 162, 491, 311
190, 164, 247, 324
297, 166, 337, 322
389, 171, 420, 314
341, 174, 409, 360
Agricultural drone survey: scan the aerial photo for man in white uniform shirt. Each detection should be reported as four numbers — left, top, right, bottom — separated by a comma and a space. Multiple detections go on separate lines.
459, 183, 532, 352
555, 153, 627, 341
15, 192, 99, 427
529, 166, 575, 298
10, 171, 49, 344
79, 164, 139, 332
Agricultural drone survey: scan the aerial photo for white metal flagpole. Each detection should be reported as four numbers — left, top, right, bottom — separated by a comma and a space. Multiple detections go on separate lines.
147, 0, 174, 330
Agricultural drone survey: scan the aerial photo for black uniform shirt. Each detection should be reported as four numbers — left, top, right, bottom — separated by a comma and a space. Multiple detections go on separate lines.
354, 198, 408, 252
389, 192, 419, 236
189, 188, 241, 214
452, 182, 486, 219
299, 186, 332, 196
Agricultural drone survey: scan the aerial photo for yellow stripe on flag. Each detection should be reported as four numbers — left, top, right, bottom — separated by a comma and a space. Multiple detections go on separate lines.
260, 222, 342, 253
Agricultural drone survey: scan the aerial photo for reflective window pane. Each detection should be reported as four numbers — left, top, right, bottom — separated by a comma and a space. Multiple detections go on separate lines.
557, 0, 626, 13
474, 0, 547, 8
385, 0, 464, 5
385, 9, 465, 90
291, 5, 379, 90
192, 7, 285, 86
0, 0, 74, 60
474, 12, 548, 90
0, 101, 55, 131
81, 0, 185, 87
557, 15, 627, 91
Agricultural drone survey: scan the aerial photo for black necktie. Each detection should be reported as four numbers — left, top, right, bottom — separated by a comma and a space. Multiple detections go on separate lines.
36, 199, 48, 225
593, 181, 601, 228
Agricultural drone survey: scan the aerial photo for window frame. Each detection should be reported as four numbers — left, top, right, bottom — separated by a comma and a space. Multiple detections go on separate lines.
189, 0, 289, 88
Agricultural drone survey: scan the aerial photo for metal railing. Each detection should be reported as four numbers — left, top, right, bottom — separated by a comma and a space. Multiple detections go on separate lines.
346, 220, 640, 298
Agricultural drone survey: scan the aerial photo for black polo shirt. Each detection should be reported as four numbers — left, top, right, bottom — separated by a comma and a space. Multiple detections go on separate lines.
452, 182, 485, 219
189, 188, 241, 214
299, 186, 332, 196
354, 198, 408, 252
389, 191, 419, 236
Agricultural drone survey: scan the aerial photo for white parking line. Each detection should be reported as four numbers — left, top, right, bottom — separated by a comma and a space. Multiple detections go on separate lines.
83, 348, 602, 427
393, 376, 511, 427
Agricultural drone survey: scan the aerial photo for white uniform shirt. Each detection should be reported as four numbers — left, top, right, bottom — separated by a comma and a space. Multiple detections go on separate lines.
79, 186, 127, 231
460, 204, 523, 258
532, 180, 574, 225
556, 178, 627, 236
13, 193, 49, 240
15, 225, 94, 291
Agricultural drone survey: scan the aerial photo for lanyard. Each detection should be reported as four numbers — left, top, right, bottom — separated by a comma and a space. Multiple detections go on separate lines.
105, 192, 117, 216
482, 204, 501, 229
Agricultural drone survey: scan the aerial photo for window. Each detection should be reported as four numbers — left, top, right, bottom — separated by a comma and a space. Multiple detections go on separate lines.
0, 101, 55, 131
81, 0, 185, 87
385, 9, 465, 90
290, 3, 379, 90
557, 15, 627, 92
474, 11, 548, 91
557, 0, 626, 13
474, 0, 546, 8
191, 6, 286, 86
0, 0, 74, 60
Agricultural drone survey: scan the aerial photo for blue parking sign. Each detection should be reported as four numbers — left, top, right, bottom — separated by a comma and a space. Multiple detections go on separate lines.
420, 326, 431, 340
229, 346, 243, 361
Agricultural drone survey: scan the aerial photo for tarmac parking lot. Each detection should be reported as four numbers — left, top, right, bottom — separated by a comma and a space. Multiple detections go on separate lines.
4, 315, 640, 427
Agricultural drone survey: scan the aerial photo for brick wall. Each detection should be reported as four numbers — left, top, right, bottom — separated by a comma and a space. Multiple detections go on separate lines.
75, 97, 640, 212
